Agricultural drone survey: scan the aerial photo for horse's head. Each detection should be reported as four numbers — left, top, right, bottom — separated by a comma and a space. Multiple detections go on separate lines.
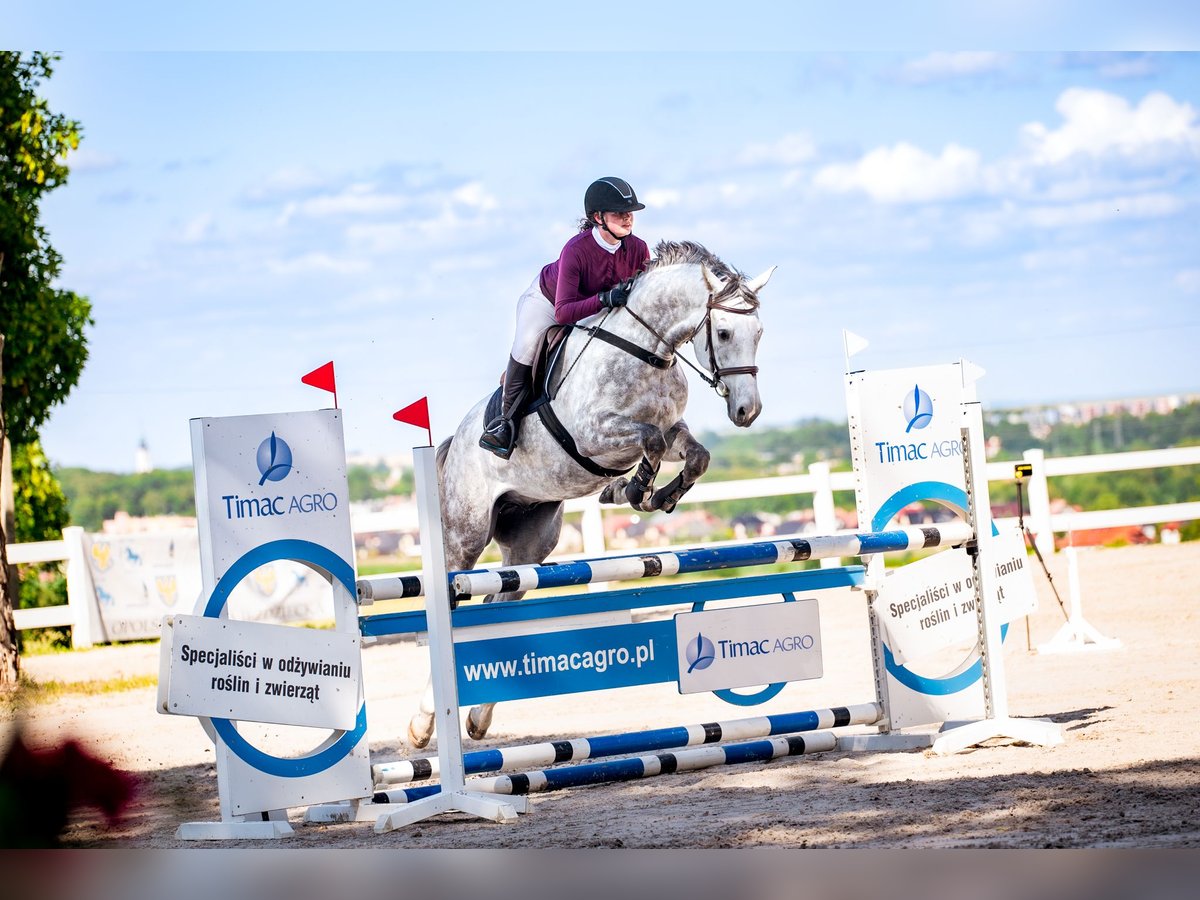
694, 264, 774, 427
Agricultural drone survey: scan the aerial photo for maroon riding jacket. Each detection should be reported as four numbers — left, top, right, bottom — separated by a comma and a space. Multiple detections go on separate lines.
539, 230, 651, 324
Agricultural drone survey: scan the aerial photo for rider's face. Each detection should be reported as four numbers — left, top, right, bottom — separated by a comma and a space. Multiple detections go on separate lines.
597, 210, 634, 241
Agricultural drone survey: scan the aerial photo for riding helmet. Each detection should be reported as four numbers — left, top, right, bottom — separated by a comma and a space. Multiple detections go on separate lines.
584, 177, 646, 216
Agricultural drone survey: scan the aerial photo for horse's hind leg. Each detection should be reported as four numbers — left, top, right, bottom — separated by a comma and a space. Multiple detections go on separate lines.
465, 500, 564, 742
648, 421, 711, 513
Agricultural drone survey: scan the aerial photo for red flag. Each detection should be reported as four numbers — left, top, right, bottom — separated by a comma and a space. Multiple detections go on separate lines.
393, 397, 432, 446
301, 361, 338, 408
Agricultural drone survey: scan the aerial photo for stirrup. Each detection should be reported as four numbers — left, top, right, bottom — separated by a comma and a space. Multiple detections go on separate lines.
479, 419, 516, 459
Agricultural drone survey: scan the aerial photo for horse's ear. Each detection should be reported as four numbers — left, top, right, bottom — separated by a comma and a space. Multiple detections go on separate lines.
702, 264, 726, 292
747, 265, 777, 294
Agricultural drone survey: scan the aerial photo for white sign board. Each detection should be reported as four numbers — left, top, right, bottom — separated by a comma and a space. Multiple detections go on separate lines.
675, 601, 823, 694
871, 528, 1038, 665
846, 362, 980, 531
190, 410, 355, 595
159, 614, 361, 730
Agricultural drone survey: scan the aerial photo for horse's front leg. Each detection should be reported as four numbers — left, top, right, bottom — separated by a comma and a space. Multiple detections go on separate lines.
647, 420, 711, 513
588, 418, 668, 512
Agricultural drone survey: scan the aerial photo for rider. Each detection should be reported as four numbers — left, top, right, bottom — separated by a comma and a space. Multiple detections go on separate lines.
479, 177, 652, 459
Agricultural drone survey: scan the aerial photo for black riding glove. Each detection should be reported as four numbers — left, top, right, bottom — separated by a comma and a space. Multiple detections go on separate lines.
598, 284, 630, 309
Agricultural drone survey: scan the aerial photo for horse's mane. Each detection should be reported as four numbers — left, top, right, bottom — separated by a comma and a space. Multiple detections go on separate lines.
642, 240, 759, 307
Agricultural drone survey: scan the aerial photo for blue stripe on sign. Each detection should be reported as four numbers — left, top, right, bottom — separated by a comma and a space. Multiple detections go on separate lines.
456, 619, 678, 706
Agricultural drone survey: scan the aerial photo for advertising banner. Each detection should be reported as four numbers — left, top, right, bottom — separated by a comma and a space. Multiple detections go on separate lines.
675, 600, 823, 694
160, 614, 361, 730
84, 530, 337, 642
870, 527, 1038, 665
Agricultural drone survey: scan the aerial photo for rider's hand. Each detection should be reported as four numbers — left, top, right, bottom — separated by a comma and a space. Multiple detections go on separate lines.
599, 284, 630, 309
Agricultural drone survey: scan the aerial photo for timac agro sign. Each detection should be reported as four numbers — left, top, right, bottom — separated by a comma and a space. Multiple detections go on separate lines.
189, 410, 354, 581
674, 600, 823, 695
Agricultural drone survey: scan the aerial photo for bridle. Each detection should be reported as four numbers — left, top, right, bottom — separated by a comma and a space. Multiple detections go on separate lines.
619, 275, 760, 398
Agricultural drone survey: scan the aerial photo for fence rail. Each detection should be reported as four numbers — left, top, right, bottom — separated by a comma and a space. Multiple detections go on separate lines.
6, 446, 1199, 645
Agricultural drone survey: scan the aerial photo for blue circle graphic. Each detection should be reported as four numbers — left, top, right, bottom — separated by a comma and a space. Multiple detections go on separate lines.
685, 634, 716, 672
902, 385, 934, 432
691, 591, 800, 707
204, 539, 366, 778
256, 432, 294, 484
871, 482, 1006, 696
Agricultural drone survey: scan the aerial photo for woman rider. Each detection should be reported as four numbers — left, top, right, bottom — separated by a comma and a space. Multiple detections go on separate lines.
479, 177, 651, 459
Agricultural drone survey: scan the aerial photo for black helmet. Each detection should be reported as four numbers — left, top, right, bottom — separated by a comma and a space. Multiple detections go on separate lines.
584, 177, 646, 216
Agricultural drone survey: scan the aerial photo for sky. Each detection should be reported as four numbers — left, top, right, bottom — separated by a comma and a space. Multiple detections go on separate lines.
10, 5, 1200, 472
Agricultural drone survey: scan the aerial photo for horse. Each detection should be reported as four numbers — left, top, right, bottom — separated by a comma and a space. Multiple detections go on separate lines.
408, 240, 775, 748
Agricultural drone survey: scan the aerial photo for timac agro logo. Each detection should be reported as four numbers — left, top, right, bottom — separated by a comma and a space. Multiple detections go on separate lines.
256, 432, 294, 485
685, 632, 716, 673
902, 384, 933, 432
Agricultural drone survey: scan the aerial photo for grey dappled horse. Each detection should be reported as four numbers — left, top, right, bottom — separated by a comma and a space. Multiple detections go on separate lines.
409, 240, 775, 748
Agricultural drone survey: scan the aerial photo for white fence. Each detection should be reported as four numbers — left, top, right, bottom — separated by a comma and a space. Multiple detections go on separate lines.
6, 446, 1200, 648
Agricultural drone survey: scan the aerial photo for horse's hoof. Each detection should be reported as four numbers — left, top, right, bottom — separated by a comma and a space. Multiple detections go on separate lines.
466, 708, 492, 741
599, 479, 628, 504
407, 716, 433, 750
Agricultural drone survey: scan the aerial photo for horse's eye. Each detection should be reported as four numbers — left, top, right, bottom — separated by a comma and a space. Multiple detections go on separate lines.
717, 329, 731, 341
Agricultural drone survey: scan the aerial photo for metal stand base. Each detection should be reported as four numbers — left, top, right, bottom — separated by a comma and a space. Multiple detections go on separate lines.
931, 716, 1063, 755
837, 731, 936, 752
1037, 618, 1122, 654
373, 790, 528, 833
176, 820, 295, 840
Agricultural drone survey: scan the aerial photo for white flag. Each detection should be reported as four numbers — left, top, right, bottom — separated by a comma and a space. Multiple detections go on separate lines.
843, 330, 869, 358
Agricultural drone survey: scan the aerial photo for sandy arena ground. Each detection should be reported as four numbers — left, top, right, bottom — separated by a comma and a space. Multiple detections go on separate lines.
4, 541, 1199, 849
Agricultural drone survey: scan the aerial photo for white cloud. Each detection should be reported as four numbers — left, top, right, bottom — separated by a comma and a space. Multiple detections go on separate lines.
68, 147, 123, 172
280, 183, 411, 222
1023, 192, 1184, 228
175, 213, 215, 244
265, 253, 368, 276
813, 142, 982, 203
1174, 270, 1200, 293
643, 188, 681, 208
450, 181, 497, 211
1021, 88, 1200, 165
736, 133, 817, 167
896, 52, 1012, 85
243, 165, 330, 202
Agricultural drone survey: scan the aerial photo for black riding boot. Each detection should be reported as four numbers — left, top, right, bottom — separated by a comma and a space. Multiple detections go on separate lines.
479, 356, 533, 459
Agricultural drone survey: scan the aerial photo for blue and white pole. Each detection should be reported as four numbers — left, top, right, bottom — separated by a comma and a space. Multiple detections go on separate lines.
373, 702, 881, 786
357, 523, 972, 603
374, 731, 841, 804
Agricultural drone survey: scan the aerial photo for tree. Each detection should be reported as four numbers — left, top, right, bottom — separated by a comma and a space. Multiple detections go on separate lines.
1, 52, 92, 447
1, 52, 93, 680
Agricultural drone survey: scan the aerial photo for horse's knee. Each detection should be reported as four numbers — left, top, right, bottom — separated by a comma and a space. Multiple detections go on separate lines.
644, 430, 668, 460
686, 445, 711, 479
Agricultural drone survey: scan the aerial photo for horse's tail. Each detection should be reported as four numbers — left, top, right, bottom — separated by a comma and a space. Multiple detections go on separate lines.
435, 435, 453, 475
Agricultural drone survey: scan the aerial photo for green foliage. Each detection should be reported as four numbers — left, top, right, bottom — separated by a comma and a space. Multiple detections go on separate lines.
56, 467, 196, 531
1, 52, 93, 447
346, 461, 414, 501
11, 440, 68, 542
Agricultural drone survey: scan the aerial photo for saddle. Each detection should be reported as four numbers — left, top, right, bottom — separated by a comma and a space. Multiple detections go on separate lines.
484, 325, 573, 425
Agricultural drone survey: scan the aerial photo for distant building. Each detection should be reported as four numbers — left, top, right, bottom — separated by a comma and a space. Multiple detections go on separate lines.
134, 438, 152, 474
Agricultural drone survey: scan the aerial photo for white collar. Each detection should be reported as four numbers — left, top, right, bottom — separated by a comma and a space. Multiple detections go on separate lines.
592, 227, 621, 254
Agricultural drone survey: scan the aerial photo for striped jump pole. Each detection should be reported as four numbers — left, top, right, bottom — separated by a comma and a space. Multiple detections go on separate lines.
373, 702, 882, 786
374, 731, 841, 804
357, 522, 972, 603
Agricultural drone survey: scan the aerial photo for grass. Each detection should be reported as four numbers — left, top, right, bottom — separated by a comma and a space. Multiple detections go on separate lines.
1, 672, 159, 711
